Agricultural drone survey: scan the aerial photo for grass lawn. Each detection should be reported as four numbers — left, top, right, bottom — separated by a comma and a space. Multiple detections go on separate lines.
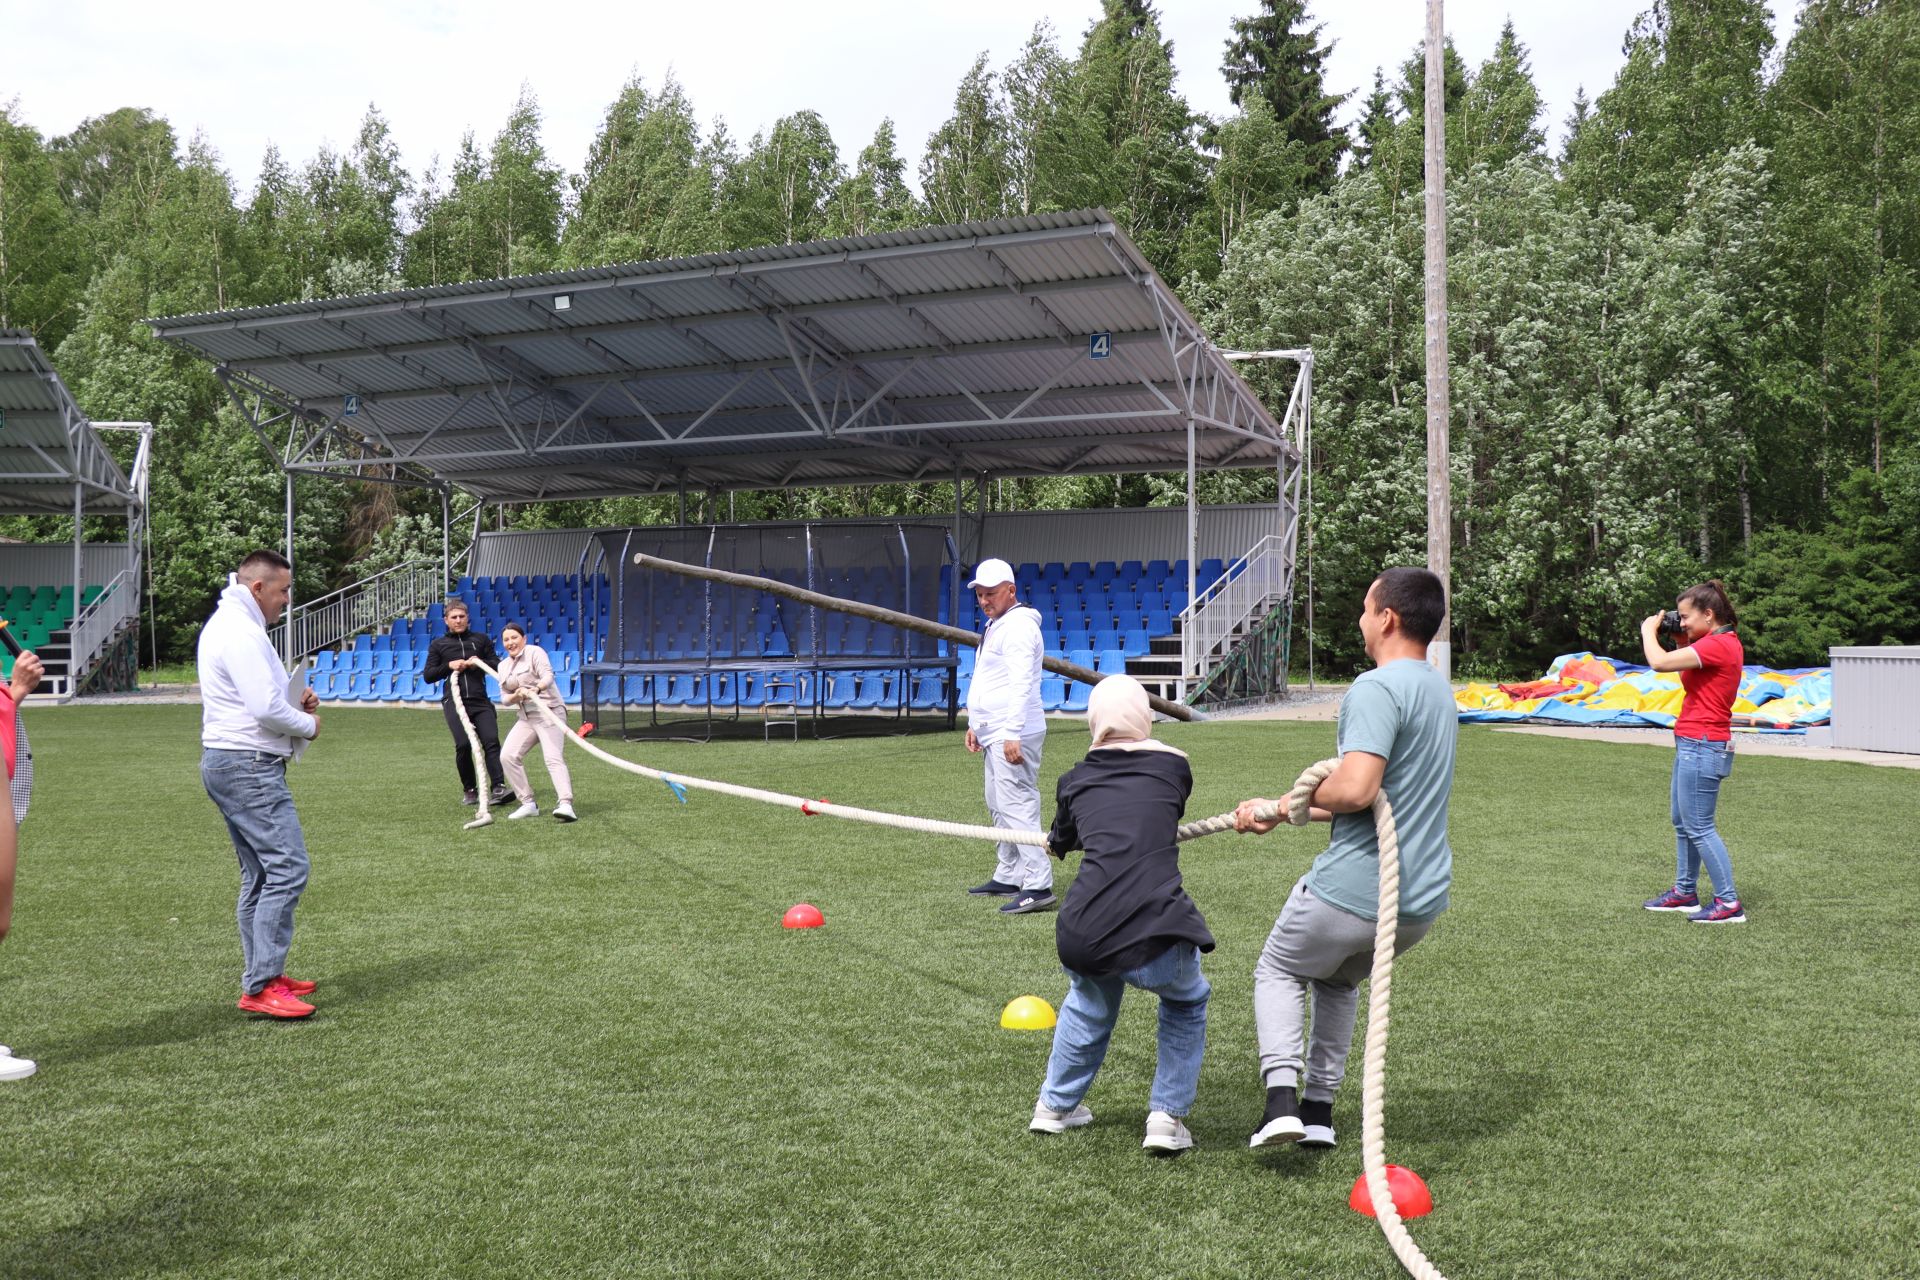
1, 706, 1915, 1279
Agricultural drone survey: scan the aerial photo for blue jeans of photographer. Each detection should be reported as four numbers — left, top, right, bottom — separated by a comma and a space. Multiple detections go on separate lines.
1671, 735, 1738, 902
201, 748, 310, 995
1039, 943, 1209, 1117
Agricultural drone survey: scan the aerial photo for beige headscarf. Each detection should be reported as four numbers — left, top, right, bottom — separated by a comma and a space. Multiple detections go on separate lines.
1085, 674, 1187, 757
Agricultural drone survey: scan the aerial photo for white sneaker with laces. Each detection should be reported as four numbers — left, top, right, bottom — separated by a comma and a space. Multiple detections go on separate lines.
553, 801, 577, 822
1142, 1110, 1193, 1155
0, 1046, 37, 1082
1030, 1101, 1094, 1133
507, 801, 540, 820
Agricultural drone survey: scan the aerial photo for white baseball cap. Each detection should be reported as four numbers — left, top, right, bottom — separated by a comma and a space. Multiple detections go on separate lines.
967, 558, 1016, 589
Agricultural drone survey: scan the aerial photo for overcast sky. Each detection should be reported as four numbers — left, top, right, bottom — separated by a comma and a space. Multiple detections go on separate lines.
3, 1, 1799, 198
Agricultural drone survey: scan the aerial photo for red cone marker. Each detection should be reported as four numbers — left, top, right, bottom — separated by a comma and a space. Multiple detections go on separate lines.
782, 903, 825, 929
1348, 1165, 1433, 1219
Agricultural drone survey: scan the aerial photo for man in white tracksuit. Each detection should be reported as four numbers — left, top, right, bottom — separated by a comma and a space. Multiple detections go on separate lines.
963, 558, 1053, 915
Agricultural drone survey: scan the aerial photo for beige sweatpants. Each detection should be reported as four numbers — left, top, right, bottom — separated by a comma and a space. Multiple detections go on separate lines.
503, 711, 572, 803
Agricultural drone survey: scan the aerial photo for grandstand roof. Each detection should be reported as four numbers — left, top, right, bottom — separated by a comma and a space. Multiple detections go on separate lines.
0, 331, 142, 516
144, 211, 1300, 502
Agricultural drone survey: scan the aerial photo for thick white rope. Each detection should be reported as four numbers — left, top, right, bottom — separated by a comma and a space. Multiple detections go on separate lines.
447, 679, 494, 829
464, 664, 1440, 1276
465, 656, 1292, 848
1276, 758, 1446, 1280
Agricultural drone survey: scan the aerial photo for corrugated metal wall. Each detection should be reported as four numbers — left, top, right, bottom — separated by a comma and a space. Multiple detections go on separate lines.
0, 542, 136, 587
471, 505, 1283, 580
1830, 646, 1920, 754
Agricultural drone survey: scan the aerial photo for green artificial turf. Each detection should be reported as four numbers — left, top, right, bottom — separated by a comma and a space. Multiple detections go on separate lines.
1, 706, 1915, 1279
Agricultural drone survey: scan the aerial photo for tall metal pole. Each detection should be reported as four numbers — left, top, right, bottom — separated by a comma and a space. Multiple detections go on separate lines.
440, 487, 451, 594
1184, 407, 1197, 703
1423, 0, 1453, 679
282, 470, 295, 664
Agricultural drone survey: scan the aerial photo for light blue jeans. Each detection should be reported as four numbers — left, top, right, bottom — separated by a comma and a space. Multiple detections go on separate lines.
1039, 943, 1210, 1117
1671, 735, 1738, 902
201, 749, 310, 995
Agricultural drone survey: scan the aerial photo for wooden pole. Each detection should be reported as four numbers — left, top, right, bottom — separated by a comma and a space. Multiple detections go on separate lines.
1424, 0, 1453, 679
630, 551, 1199, 722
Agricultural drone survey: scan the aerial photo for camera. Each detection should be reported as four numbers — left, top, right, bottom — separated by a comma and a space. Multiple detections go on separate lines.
1658, 610, 1684, 640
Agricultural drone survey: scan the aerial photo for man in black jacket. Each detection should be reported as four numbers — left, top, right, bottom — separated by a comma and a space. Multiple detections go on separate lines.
420, 599, 510, 806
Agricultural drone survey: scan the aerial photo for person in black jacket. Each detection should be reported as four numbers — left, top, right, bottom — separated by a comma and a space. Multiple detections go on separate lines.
1027, 674, 1212, 1157
420, 599, 510, 806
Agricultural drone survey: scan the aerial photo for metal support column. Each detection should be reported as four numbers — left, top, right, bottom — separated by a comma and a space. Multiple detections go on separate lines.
440, 488, 452, 594
282, 470, 295, 664
1183, 408, 1197, 702
72, 480, 84, 666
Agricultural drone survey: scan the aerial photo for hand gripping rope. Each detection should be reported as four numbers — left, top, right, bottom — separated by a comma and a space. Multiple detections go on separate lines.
456, 669, 1443, 1279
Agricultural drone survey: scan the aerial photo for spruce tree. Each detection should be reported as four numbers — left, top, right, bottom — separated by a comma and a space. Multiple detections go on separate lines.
1220, 0, 1349, 190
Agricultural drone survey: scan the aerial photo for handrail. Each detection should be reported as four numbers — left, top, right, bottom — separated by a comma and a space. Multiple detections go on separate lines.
67, 565, 141, 679
270, 558, 445, 660
1177, 534, 1292, 692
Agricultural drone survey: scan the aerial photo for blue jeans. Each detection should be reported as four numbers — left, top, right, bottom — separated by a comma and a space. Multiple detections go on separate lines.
1671, 736, 1738, 902
201, 749, 310, 995
1039, 943, 1210, 1117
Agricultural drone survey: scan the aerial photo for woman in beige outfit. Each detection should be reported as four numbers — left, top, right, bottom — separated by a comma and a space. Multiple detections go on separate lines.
497, 623, 576, 822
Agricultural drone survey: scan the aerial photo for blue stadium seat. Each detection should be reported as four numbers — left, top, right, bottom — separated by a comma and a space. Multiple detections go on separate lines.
707, 673, 736, 707
623, 675, 650, 704
395, 672, 421, 701
1062, 632, 1091, 657
1066, 562, 1092, 587
1091, 561, 1118, 587
1097, 649, 1127, 676
312, 651, 337, 675
823, 673, 857, 709
851, 673, 888, 709
563, 671, 580, 704
910, 674, 944, 710
1146, 610, 1174, 636
1145, 559, 1171, 586
1117, 560, 1145, 587
1040, 562, 1067, 586
1092, 630, 1121, 653
350, 650, 374, 672
1122, 629, 1150, 658
370, 634, 392, 653
1063, 678, 1092, 714
957, 648, 976, 677
373, 672, 397, 701
1040, 677, 1066, 712
373, 652, 396, 672
346, 671, 373, 701
1068, 648, 1096, 674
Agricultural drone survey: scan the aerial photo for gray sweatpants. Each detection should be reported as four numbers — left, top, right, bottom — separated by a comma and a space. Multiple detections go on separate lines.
1253, 876, 1433, 1099
984, 732, 1049, 890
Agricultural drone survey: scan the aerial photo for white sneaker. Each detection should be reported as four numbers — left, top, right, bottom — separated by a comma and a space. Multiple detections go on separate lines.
552, 801, 577, 822
1030, 1101, 1094, 1133
0, 1047, 37, 1082
1142, 1110, 1193, 1155
507, 801, 540, 820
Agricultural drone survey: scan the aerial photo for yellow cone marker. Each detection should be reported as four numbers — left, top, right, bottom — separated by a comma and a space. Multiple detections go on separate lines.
1000, 995, 1057, 1030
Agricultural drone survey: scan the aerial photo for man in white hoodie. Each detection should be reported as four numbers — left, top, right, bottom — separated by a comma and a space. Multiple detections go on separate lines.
963, 558, 1053, 915
197, 550, 323, 1019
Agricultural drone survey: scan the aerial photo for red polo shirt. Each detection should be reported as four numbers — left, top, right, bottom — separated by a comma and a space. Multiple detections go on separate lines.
1674, 630, 1743, 742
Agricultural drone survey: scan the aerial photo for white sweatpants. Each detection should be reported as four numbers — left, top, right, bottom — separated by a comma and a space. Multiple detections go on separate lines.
984, 731, 1049, 890
503, 711, 572, 804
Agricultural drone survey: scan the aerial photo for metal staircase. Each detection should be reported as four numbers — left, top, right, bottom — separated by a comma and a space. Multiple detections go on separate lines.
1176, 535, 1297, 709
269, 559, 446, 661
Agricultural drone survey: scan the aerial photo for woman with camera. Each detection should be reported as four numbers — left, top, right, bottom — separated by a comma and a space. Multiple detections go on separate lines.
1639, 581, 1747, 924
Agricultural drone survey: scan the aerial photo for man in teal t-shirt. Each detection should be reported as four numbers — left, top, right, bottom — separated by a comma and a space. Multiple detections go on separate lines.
1233, 567, 1458, 1150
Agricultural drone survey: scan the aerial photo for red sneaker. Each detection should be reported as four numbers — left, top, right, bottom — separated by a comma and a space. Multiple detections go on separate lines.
269, 975, 318, 997
237, 986, 315, 1019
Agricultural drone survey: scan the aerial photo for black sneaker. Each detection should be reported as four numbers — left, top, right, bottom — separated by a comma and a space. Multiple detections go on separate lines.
1000, 889, 1058, 915
1298, 1097, 1336, 1148
462, 789, 480, 807
489, 784, 514, 805
1249, 1084, 1304, 1148
968, 879, 1022, 897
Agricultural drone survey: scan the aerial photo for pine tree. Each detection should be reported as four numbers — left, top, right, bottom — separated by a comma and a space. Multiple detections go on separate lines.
1350, 69, 1398, 173
1220, 0, 1349, 191
1460, 20, 1546, 171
